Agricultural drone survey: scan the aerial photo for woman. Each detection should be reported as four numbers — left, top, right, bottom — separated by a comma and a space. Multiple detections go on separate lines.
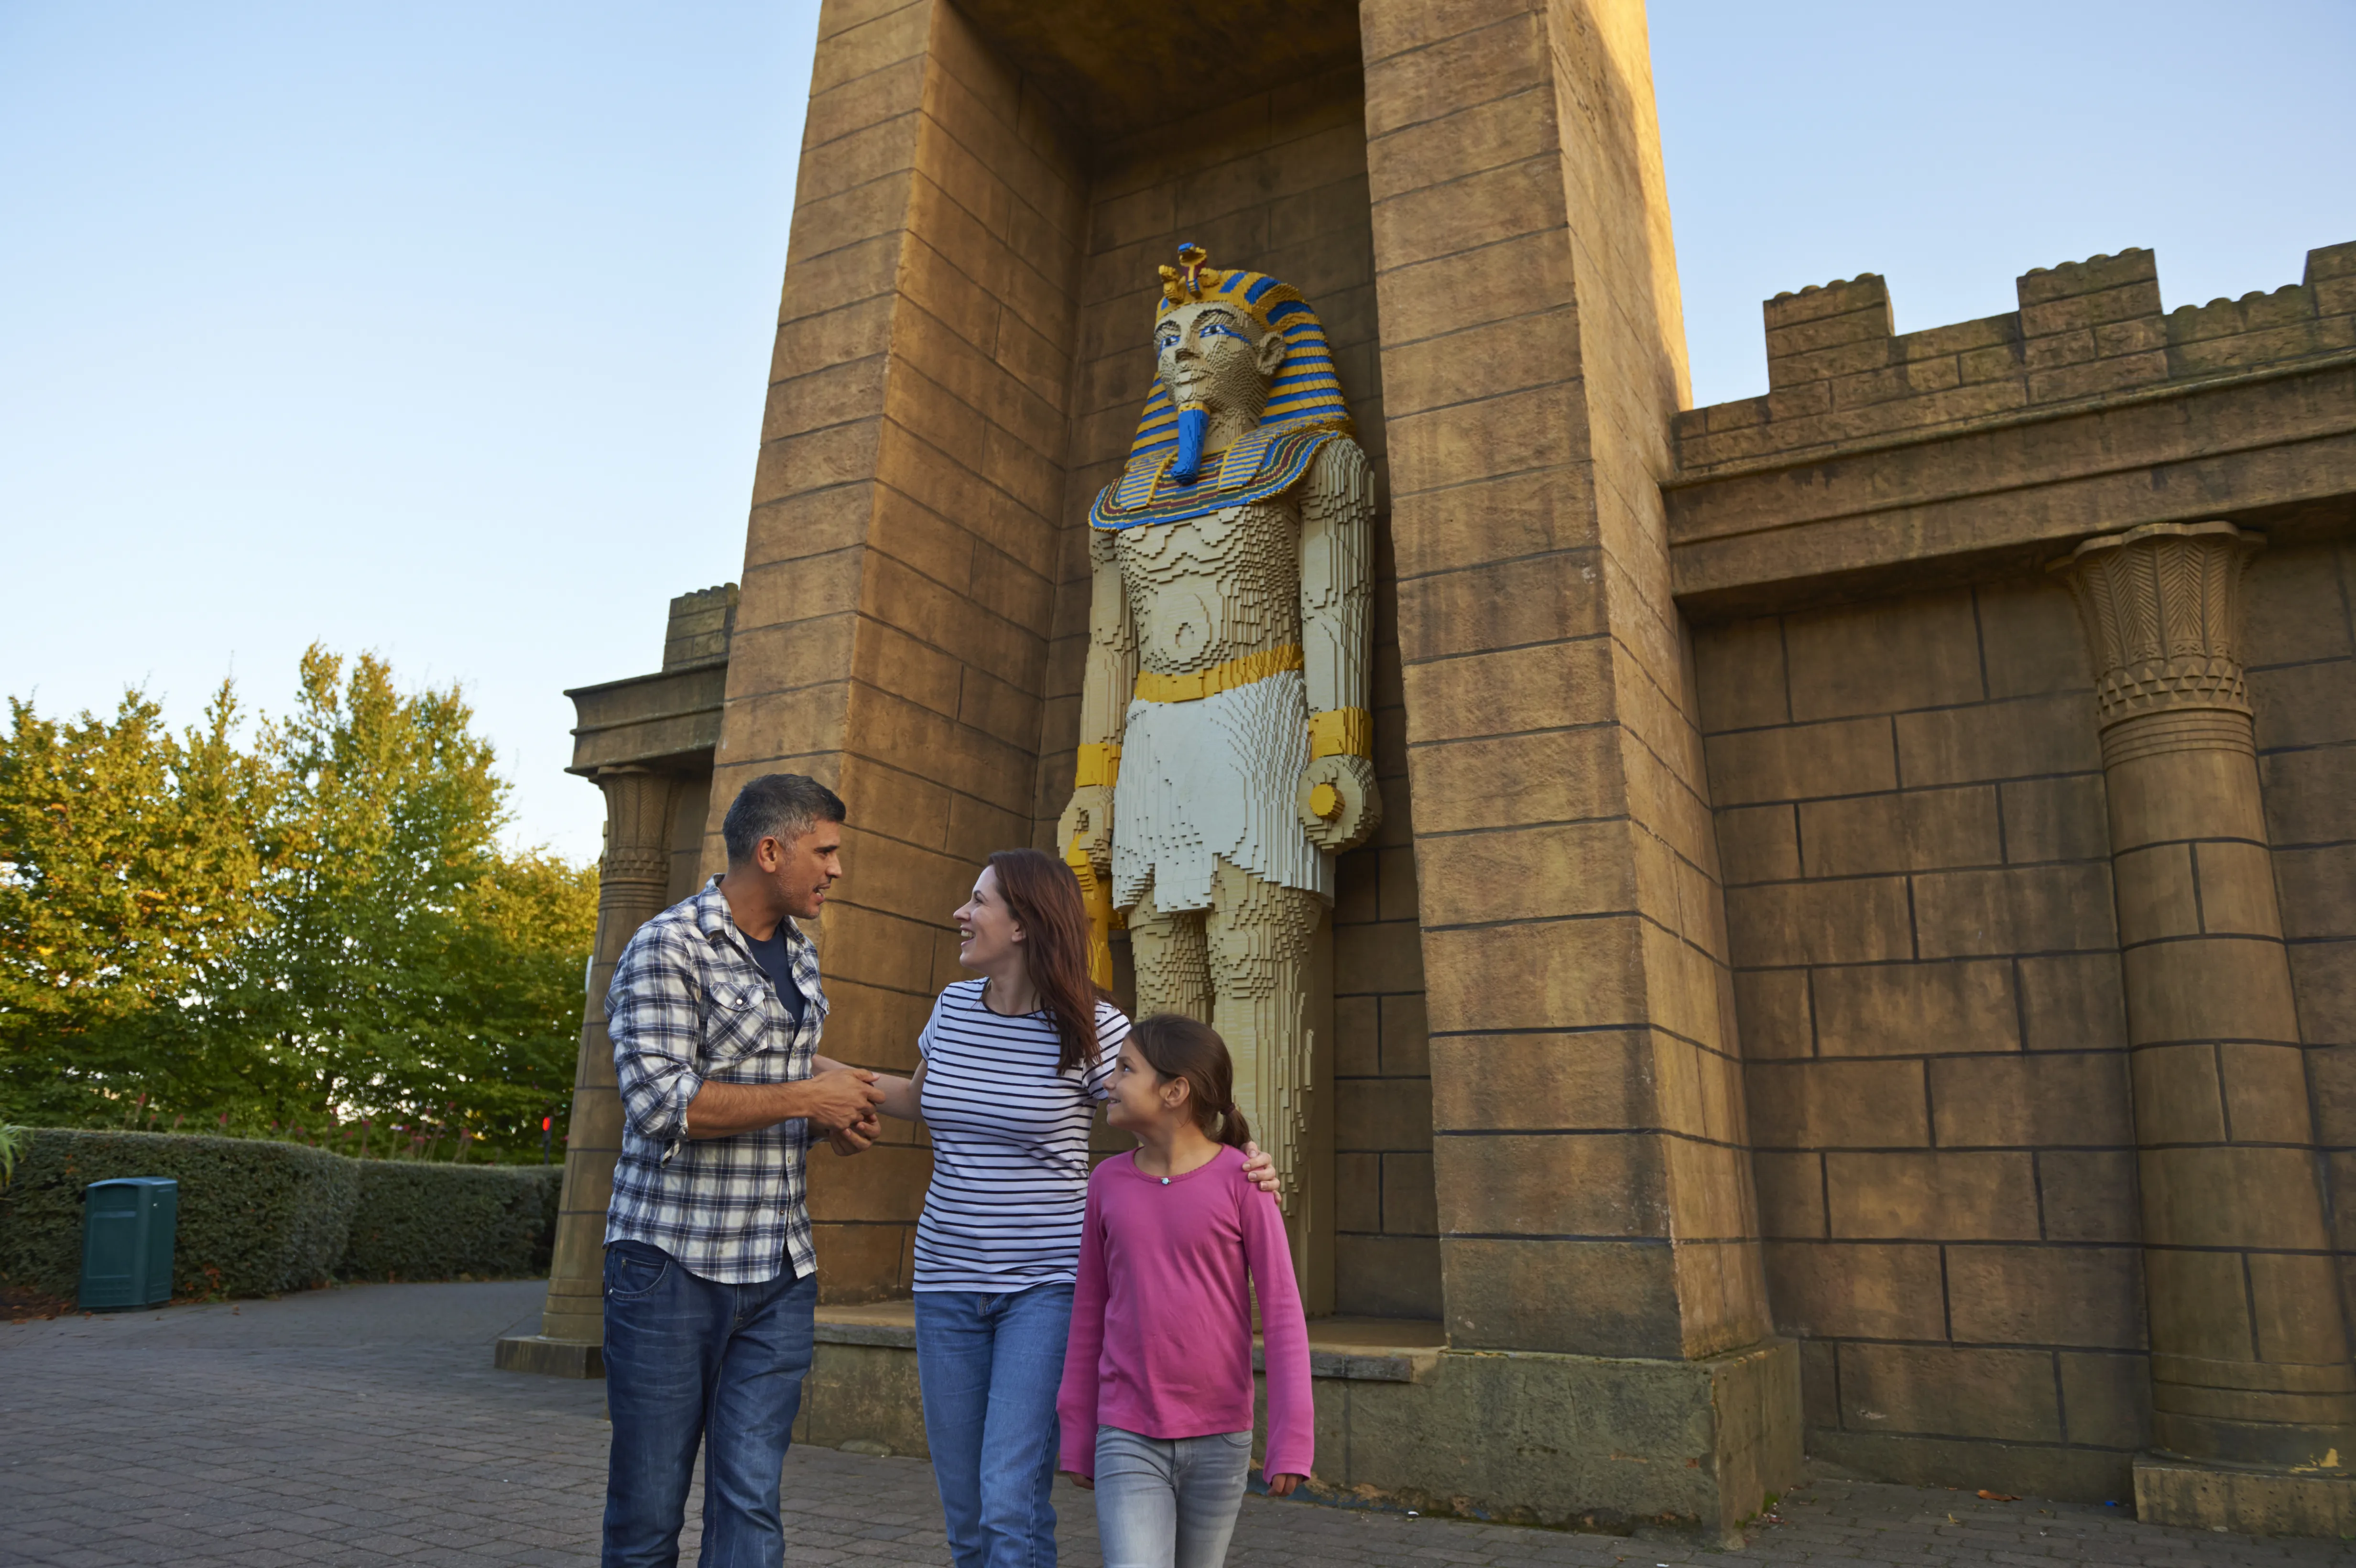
865, 848, 1278, 1568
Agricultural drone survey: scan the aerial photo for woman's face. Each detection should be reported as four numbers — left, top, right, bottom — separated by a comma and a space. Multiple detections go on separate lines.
1105, 1038, 1182, 1132
955, 865, 1025, 973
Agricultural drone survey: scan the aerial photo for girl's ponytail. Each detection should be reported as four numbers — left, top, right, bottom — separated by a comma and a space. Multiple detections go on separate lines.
1217, 1099, 1252, 1151
1129, 1013, 1251, 1148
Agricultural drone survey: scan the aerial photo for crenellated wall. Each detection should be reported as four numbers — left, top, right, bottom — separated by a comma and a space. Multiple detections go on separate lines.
1676, 243, 2356, 479
1676, 239, 2356, 1516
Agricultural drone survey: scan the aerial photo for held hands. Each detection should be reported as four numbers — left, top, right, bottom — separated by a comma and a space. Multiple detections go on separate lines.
806, 1067, 886, 1135
1296, 754, 1380, 853
826, 1119, 879, 1156
1062, 1471, 1094, 1491
1058, 784, 1114, 878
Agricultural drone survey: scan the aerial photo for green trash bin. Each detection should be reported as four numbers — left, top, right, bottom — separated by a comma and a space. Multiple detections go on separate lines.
79, 1176, 178, 1310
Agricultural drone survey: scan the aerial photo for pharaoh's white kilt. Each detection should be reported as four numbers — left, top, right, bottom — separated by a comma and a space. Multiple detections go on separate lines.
1112, 668, 1331, 914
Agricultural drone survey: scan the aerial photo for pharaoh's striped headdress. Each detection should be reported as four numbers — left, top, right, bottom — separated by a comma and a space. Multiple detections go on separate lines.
1127, 244, 1354, 472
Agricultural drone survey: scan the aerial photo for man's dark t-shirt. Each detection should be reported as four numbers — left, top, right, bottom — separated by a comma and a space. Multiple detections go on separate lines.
741, 926, 808, 1031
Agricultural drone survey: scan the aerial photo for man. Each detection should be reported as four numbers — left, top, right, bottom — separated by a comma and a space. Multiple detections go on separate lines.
600, 772, 886, 1567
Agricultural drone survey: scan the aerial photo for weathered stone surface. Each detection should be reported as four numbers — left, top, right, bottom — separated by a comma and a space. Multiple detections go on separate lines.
585, 0, 2356, 1536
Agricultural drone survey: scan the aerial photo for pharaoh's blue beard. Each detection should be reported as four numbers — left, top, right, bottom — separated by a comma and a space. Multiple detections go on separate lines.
1170, 405, 1210, 485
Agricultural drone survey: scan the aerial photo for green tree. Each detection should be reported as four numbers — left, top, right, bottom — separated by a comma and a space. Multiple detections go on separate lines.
0, 649, 595, 1157
0, 687, 277, 1121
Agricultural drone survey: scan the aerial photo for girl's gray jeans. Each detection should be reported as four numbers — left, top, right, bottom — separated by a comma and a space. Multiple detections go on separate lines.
1091, 1425, 1254, 1568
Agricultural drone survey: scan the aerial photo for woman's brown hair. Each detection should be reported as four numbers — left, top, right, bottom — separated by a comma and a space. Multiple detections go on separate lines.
986, 848, 1109, 1075
1128, 1013, 1252, 1150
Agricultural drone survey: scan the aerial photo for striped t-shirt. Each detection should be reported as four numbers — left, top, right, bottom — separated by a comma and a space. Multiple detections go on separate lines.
913, 979, 1126, 1293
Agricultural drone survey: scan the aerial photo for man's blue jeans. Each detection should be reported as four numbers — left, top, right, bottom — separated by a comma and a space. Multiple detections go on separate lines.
914, 1284, 1075, 1568
601, 1240, 816, 1568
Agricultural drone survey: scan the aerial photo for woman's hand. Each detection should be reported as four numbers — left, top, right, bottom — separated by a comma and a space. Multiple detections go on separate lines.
1241, 1142, 1281, 1197
1061, 1470, 1094, 1491
813, 1055, 925, 1121
826, 1120, 877, 1156
1267, 1473, 1304, 1498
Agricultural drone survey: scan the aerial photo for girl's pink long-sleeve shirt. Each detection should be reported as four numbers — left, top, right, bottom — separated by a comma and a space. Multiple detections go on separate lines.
1054, 1145, 1314, 1483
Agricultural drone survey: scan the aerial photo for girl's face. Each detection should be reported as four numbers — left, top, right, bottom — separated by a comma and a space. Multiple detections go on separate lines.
955, 866, 1024, 973
1106, 1039, 1186, 1132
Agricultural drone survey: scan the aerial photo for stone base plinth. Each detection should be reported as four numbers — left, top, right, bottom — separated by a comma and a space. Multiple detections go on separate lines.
494, 1333, 604, 1379
796, 1306, 1800, 1541
1320, 1339, 1801, 1541
2134, 1456, 2356, 1537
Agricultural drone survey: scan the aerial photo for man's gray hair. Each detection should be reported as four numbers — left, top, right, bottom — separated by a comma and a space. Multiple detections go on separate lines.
722, 773, 846, 864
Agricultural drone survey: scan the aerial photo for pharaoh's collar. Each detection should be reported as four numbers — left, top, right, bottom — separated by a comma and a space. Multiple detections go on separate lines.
1090, 427, 1337, 531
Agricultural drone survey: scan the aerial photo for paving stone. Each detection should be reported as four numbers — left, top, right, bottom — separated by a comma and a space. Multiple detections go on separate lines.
5, 1281, 2351, 1565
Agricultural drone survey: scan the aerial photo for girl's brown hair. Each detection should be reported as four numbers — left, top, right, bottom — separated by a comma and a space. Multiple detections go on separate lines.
1128, 1013, 1252, 1149
986, 848, 1108, 1075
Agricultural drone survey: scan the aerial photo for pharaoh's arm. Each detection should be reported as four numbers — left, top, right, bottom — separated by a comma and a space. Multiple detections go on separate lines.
1058, 525, 1136, 875
1297, 437, 1381, 852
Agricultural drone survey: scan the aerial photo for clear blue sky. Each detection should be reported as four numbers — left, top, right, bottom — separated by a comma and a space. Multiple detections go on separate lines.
4, 2, 2349, 864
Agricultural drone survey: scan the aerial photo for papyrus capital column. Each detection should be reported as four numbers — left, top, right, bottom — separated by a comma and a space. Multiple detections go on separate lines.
2062, 519, 2263, 767
2053, 522, 2356, 1477
514, 766, 678, 1365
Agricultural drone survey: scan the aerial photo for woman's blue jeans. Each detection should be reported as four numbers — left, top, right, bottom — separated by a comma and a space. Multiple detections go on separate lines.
600, 1239, 817, 1568
914, 1283, 1076, 1568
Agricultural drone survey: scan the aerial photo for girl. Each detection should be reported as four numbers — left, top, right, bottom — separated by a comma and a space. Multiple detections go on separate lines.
1055, 1013, 1313, 1568
859, 851, 1283, 1568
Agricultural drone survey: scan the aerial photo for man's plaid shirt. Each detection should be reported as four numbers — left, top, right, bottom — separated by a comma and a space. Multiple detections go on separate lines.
602, 877, 828, 1284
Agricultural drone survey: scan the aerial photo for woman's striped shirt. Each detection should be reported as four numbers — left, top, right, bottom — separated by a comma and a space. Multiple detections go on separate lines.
913, 979, 1126, 1293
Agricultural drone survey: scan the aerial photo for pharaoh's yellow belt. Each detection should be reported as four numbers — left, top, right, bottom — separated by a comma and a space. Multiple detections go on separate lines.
1120, 647, 1369, 767
1133, 645, 1302, 703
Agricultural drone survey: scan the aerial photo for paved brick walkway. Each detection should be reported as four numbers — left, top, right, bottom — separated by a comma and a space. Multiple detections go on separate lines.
2, 1281, 2348, 1566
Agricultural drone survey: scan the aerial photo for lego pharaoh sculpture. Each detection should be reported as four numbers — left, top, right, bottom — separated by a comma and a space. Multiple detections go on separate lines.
1060, 245, 1380, 1210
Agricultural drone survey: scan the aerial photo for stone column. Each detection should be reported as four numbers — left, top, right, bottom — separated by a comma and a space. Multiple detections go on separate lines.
2055, 522, 2356, 1499
496, 766, 676, 1375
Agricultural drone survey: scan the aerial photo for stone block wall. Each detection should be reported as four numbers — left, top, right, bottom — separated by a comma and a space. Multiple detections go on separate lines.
1677, 242, 2356, 478
714, 0, 1440, 1314
1365, 0, 1765, 1362
712, 0, 1091, 1298
1035, 72, 1440, 1320
2247, 539, 2356, 1331
1695, 578, 2148, 1499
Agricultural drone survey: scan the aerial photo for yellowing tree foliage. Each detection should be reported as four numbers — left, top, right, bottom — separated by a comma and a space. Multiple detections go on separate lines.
0, 649, 596, 1159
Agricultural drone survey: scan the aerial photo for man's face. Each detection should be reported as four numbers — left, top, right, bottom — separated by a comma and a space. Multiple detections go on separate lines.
756, 820, 844, 921
1154, 301, 1285, 418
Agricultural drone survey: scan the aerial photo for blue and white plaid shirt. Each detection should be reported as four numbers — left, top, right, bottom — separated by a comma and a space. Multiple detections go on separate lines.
602, 877, 828, 1284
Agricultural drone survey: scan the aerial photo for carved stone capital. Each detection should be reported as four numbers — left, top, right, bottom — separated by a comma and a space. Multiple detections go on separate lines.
2051, 521, 2263, 729
595, 767, 677, 913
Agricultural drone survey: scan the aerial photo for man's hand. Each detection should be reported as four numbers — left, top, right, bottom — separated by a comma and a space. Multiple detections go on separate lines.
1058, 784, 1115, 879
685, 1067, 884, 1139
1297, 754, 1380, 853
1240, 1141, 1282, 1198
1267, 1473, 1304, 1498
802, 1067, 886, 1133
1062, 1471, 1094, 1491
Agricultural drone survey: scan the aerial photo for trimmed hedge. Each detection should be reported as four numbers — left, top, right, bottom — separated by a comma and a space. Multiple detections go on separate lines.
341, 1161, 561, 1282
0, 1129, 358, 1298
0, 1129, 564, 1299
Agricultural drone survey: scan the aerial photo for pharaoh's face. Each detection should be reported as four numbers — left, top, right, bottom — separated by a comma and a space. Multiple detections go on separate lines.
1154, 300, 1286, 416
